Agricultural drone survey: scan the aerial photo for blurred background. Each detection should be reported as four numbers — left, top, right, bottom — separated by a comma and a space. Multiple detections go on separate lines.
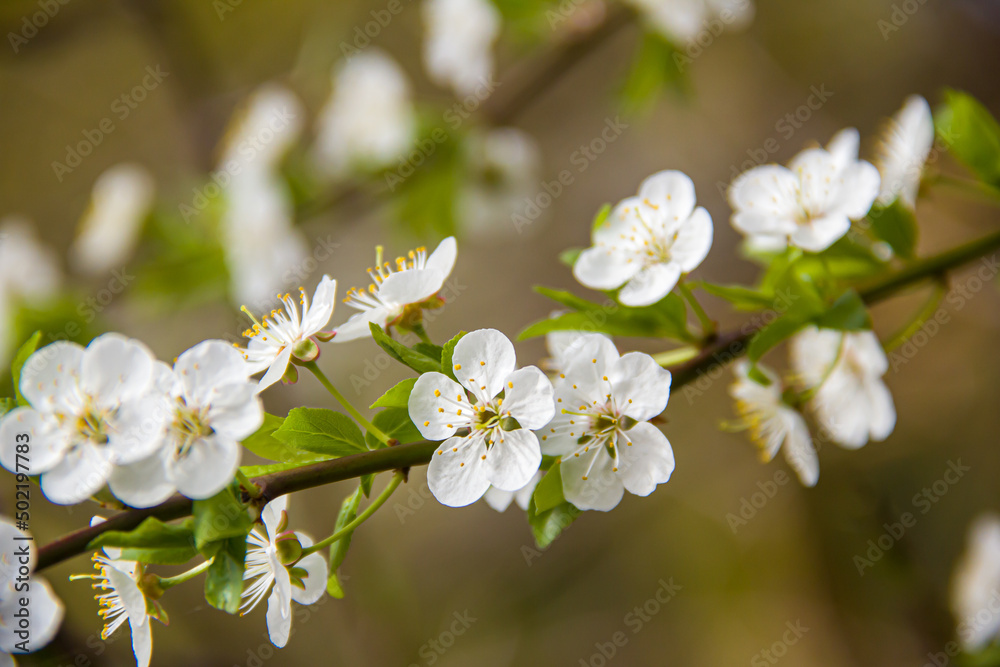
2, 0, 1000, 665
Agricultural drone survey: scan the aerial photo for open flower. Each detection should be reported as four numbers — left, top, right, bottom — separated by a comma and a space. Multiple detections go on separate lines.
109, 340, 263, 506
483, 470, 543, 513
0, 334, 169, 505
952, 514, 1000, 652
0, 518, 64, 662
70, 163, 155, 275
729, 360, 817, 486
313, 50, 416, 176
875, 95, 935, 209
237, 276, 338, 390
242, 496, 328, 648
334, 237, 457, 342
728, 129, 881, 252
422, 0, 500, 96
71, 519, 161, 667
789, 326, 895, 449
539, 336, 674, 511
409, 329, 554, 507
573, 170, 713, 307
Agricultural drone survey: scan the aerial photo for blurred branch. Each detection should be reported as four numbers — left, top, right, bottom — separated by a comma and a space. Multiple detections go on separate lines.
35, 228, 1000, 572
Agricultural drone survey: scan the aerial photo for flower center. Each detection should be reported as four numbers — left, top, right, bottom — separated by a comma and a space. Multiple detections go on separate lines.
172, 401, 214, 456
70, 399, 114, 445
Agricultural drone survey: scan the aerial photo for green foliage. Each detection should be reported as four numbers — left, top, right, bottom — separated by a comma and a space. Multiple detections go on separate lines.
203, 536, 247, 615
747, 314, 812, 363
440, 331, 467, 381
388, 119, 462, 238
89, 517, 198, 565
370, 378, 417, 409
935, 89, 1000, 187
620, 31, 688, 114
327, 486, 364, 598
697, 283, 776, 312
816, 290, 871, 331
0, 398, 14, 418
11, 331, 41, 406
192, 485, 254, 551
867, 200, 919, 258
365, 407, 423, 449
591, 203, 612, 232
794, 238, 888, 281
527, 498, 581, 549
273, 408, 367, 457
519, 287, 691, 341
241, 413, 335, 466
532, 462, 566, 514
559, 248, 583, 267
369, 323, 443, 374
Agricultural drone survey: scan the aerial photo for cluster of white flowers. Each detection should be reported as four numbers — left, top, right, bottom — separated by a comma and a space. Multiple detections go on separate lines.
0, 334, 263, 506
625, 0, 755, 45
313, 50, 417, 176
422, 0, 501, 96
0, 519, 63, 664
219, 85, 309, 308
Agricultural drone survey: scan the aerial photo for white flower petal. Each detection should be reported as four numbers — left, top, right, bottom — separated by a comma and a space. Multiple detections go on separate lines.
617, 263, 682, 307
265, 564, 293, 648
130, 616, 152, 667
573, 246, 638, 291
728, 165, 801, 234
825, 127, 860, 167
301, 276, 338, 335
19, 341, 84, 411
452, 329, 516, 401
175, 340, 253, 405
617, 422, 675, 497
257, 346, 293, 392
0, 408, 68, 474
427, 435, 491, 507
105, 392, 171, 465
637, 170, 697, 223
424, 236, 457, 277
560, 448, 623, 512
485, 428, 541, 492
40, 444, 114, 504
780, 409, 818, 487
333, 307, 395, 342
671, 207, 713, 272
483, 487, 515, 512
866, 378, 896, 442
80, 334, 155, 408
205, 382, 264, 441
290, 548, 328, 605
409, 373, 467, 440
109, 451, 176, 508
171, 436, 240, 500
788, 214, 851, 252
378, 269, 444, 306
610, 352, 672, 421
499, 367, 554, 430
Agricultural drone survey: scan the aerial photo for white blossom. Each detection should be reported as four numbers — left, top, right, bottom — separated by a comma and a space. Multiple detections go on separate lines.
574, 170, 713, 306
0, 519, 63, 662
409, 329, 554, 507
483, 470, 543, 512
109, 340, 263, 505
729, 360, 817, 486
0, 218, 60, 370
543, 328, 611, 377
0, 334, 169, 505
952, 514, 1000, 652
789, 326, 895, 449
237, 276, 338, 391
457, 128, 543, 238
875, 95, 935, 209
540, 336, 674, 511
729, 129, 881, 252
219, 84, 303, 173
422, 0, 501, 96
625, 0, 754, 45
334, 238, 456, 342
313, 50, 416, 176
70, 164, 155, 275
241, 497, 328, 648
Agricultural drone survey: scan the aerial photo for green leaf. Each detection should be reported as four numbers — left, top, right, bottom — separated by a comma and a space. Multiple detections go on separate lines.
747, 314, 812, 363
559, 248, 583, 267
412, 342, 443, 363
525, 287, 691, 342
192, 486, 253, 551
0, 397, 14, 418
369, 323, 442, 374
935, 89, 1000, 187
532, 463, 565, 514
591, 203, 612, 232
440, 331, 467, 382
527, 499, 581, 549
365, 407, 422, 449
816, 290, 872, 331
620, 31, 688, 114
697, 283, 776, 312
273, 408, 367, 457
360, 473, 374, 498
370, 378, 417, 410
11, 332, 42, 407
794, 239, 887, 281
240, 414, 326, 464
868, 200, 918, 258
534, 286, 601, 312
327, 486, 364, 598
203, 536, 246, 615
90, 517, 197, 563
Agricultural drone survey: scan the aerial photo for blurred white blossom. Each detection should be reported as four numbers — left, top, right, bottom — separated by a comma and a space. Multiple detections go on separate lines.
875, 95, 935, 209
70, 164, 155, 275
0, 518, 63, 662
952, 514, 1000, 652
313, 50, 417, 176
625, 0, 754, 45
422, 0, 501, 96
0, 218, 60, 369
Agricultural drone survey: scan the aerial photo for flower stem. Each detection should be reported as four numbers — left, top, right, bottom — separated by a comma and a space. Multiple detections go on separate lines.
410, 323, 434, 346
157, 558, 214, 590
300, 472, 404, 557
236, 470, 263, 499
651, 346, 700, 367
303, 361, 390, 445
678, 279, 716, 339
885, 280, 948, 351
